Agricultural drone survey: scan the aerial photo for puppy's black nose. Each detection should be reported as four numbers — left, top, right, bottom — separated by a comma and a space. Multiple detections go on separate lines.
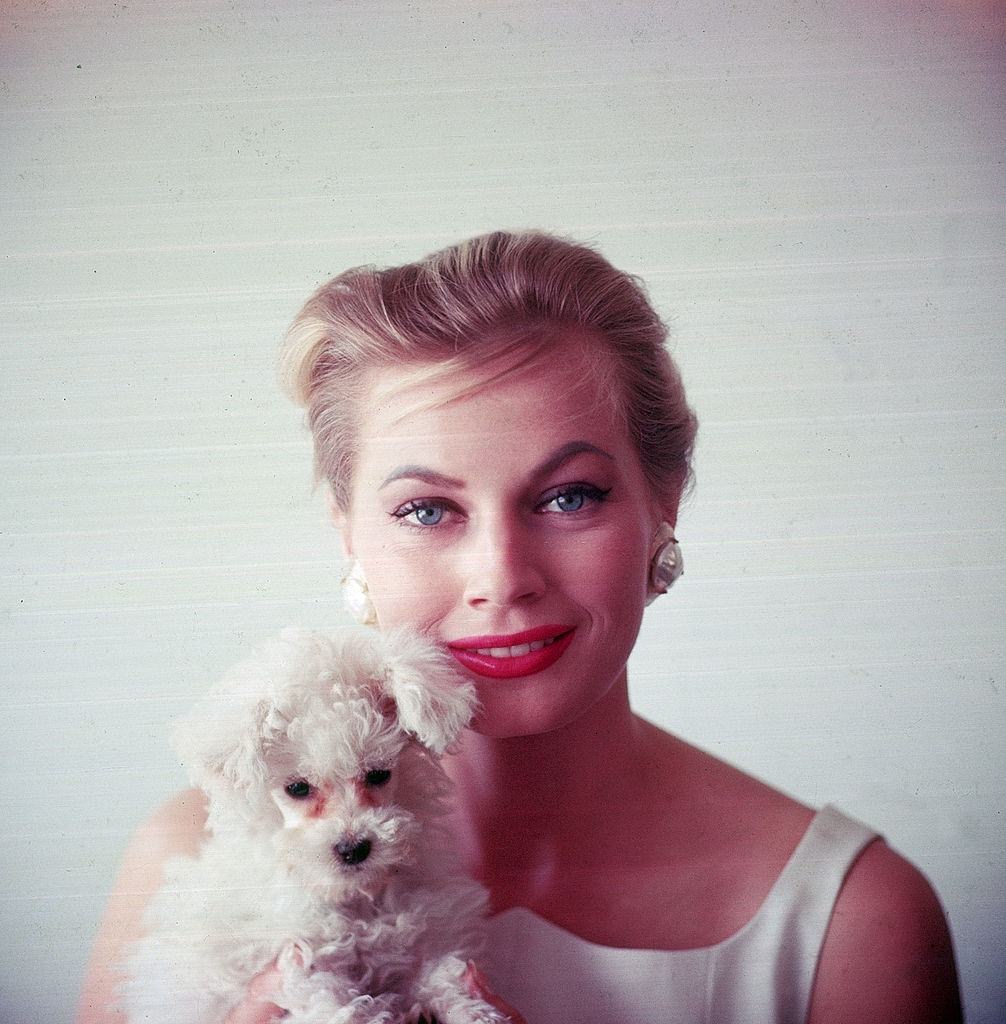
335, 838, 372, 865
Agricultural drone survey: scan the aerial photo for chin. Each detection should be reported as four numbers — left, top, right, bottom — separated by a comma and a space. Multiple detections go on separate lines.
469, 688, 609, 740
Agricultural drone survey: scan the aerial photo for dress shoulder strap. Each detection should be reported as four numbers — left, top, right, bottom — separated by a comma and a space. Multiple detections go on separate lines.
707, 804, 879, 1024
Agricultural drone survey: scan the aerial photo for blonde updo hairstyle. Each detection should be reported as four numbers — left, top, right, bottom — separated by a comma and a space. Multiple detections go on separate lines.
278, 230, 696, 513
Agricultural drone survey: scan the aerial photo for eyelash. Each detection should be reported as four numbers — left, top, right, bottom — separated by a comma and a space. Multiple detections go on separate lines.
390, 484, 612, 529
538, 483, 612, 516
391, 499, 456, 529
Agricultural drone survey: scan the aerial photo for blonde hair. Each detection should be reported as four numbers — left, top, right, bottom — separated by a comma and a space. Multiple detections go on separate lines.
278, 230, 696, 510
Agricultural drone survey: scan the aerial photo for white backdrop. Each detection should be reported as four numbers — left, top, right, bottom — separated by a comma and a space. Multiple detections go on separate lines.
2, 2, 1003, 1021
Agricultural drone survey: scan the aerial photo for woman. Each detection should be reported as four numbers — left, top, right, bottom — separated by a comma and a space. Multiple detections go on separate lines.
79, 231, 962, 1024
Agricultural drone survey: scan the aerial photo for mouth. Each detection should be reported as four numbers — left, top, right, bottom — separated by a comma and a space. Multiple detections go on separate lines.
447, 625, 575, 679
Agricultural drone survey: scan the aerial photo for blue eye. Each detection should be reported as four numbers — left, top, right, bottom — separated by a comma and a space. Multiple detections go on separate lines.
554, 490, 586, 512
392, 500, 447, 527
414, 504, 443, 526
540, 484, 611, 514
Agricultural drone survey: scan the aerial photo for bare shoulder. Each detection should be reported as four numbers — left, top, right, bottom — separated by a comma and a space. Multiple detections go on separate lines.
76, 789, 208, 1024
623, 722, 818, 945
637, 719, 816, 846
808, 839, 962, 1024
642, 727, 962, 1019
631, 722, 962, 1018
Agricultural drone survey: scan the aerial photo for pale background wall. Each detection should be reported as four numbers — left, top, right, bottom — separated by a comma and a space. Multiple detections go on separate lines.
2, 1, 1003, 1021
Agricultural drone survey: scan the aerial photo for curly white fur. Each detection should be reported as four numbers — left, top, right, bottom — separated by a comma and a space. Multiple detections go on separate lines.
120, 627, 507, 1024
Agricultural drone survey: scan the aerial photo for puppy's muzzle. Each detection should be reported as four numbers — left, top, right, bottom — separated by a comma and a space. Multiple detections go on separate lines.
334, 837, 372, 865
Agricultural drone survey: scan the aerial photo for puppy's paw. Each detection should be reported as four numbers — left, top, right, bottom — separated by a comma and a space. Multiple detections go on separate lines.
428, 1001, 511, 1024
412, 954, 514, 1022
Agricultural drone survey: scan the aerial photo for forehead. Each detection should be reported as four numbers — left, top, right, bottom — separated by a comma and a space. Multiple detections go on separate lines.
354, 335, 629, 473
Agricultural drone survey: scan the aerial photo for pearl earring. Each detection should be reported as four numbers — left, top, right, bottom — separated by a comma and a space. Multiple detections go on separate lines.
340, 562, 378, 626
646, 523, 683, 605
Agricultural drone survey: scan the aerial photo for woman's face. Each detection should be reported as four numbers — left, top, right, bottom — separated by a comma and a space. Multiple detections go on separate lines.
337, 334, 670, 738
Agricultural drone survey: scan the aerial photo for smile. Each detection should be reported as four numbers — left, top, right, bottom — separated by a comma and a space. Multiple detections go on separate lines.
447, 625, 575, 679
471, 636, 560, 657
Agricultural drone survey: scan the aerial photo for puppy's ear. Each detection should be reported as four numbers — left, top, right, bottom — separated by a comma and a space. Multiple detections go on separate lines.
171, 690, 279, 795
379, 629, 477, 756
170, 629, 315, 797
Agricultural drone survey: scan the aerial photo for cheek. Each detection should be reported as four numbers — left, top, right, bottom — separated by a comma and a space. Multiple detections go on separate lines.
367, 549, 456, 628
574, 526, 649, 606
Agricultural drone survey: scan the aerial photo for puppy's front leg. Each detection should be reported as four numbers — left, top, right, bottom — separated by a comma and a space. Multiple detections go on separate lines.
271, 945, 394, 1024
410, 956, 510, 1024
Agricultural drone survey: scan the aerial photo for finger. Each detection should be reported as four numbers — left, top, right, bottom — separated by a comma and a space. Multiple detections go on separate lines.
223, 964, 287, 1024
223, 996, 285, 1024
463, 962, 528, 1024
224, 996, 285, 1024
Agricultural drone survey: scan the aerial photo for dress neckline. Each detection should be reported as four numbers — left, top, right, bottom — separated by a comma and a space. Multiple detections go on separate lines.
487, 804, 864, 955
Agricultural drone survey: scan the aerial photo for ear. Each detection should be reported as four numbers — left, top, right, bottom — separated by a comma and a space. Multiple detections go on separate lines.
646, 501, 679, 538
323, 480, 354, 558
662, 465, 687, 529
379, 629, 477, 756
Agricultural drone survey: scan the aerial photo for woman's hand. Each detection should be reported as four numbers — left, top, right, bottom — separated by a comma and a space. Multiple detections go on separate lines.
222, 961, 286, 1024
463, 962, 528, 1024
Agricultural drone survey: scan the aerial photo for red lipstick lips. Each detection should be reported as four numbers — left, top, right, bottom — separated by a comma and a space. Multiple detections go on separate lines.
447, 624, 575, 679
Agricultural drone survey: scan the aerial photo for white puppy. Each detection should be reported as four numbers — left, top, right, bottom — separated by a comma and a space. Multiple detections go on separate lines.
120, 627, 507, 1024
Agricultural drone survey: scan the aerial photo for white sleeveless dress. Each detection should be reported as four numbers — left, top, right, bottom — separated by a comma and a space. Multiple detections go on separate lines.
482, 805, 878, 1024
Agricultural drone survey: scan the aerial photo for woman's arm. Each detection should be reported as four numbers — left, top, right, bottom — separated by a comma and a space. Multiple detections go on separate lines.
808, 840, 963, 1024
76, 788, 208, 1024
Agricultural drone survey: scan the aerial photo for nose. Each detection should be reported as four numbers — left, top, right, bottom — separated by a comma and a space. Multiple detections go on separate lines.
462, 515, 546, 609
334, 838, 372, 865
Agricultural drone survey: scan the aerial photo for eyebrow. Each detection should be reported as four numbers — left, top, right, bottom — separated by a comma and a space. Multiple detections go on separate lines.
535, 440, 615, 477
378, 465, 466, 491
378, 440, 614, 491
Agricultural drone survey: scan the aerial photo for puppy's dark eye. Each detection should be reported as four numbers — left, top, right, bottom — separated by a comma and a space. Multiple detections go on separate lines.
363, 768, 391, 788
284, 779, 313, 799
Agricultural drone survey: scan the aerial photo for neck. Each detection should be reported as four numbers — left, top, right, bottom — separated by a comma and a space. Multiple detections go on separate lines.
442, 670, 649, 908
